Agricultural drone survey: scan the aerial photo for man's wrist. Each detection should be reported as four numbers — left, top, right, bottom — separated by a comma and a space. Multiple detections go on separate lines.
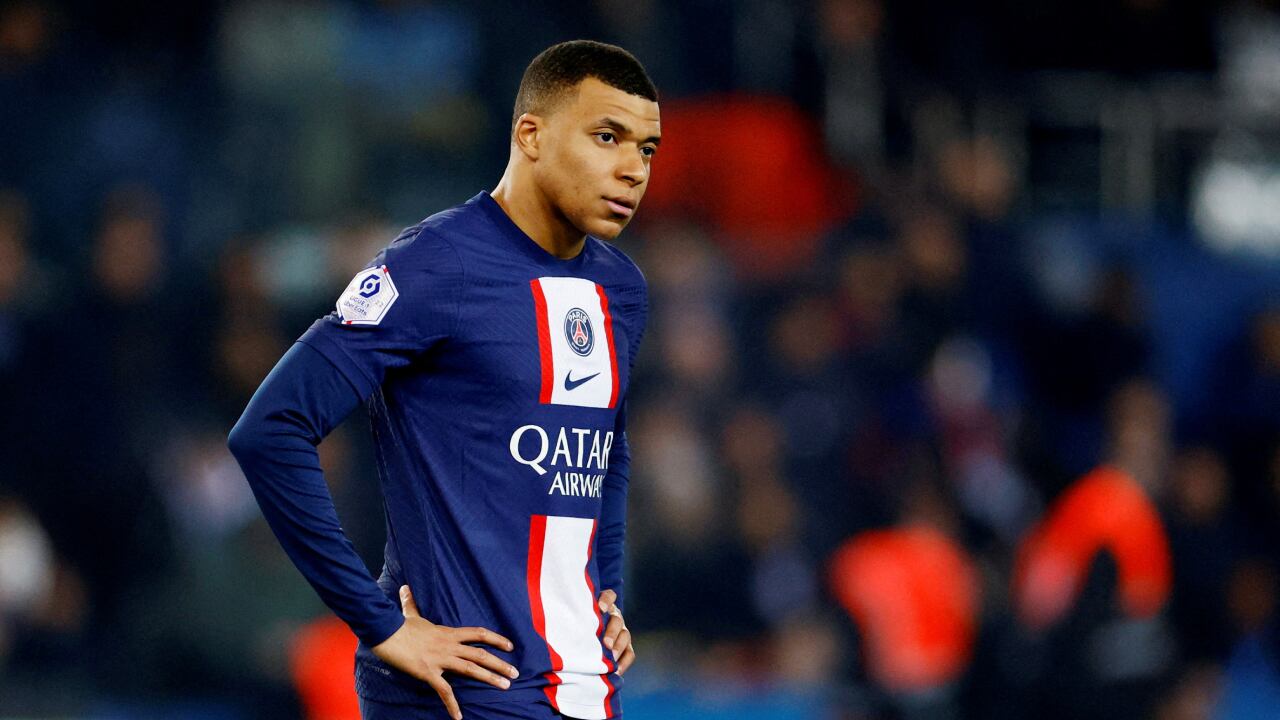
359, 609, 407, 648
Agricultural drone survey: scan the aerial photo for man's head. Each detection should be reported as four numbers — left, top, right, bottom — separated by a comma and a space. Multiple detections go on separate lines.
510, 40, 660, 241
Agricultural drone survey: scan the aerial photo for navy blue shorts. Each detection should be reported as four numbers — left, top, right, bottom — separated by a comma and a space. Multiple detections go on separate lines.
358, 696, 601, 720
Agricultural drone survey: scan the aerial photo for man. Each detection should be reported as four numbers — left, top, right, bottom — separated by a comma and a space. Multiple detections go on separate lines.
228, 40, 658, 720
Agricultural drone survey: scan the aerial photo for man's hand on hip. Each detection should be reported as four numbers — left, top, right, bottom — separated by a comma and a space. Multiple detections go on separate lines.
596, 589, 635, 675
370, 585, 519, 720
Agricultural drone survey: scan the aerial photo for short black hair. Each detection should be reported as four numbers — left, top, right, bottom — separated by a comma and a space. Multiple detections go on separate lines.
512, 40, 657, 130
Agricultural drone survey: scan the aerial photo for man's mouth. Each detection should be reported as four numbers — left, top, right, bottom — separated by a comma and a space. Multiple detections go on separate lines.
604, 196, 635, 218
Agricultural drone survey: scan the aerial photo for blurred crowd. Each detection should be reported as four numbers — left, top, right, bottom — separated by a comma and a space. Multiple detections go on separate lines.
2, 1, 1280, 719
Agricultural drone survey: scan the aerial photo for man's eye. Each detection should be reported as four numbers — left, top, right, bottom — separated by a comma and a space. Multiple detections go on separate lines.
597, 132, 615, 143
641, 146, 656, 158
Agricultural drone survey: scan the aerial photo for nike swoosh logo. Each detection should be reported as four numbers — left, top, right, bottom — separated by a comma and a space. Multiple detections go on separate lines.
564, 371, 601, 391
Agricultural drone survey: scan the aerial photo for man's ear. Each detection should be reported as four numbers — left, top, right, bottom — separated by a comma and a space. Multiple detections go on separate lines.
513, 113, 543, 161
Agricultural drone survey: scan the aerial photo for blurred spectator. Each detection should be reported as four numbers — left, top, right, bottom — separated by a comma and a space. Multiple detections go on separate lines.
1106, 378, 1173, 494
638, 220, 738, 403
0, 1, 52, 68
628, 397, 757, 640
1153, 664, 1221, 720
72, 185, 194, 445
832, 226, 902, 357
1217, 557, 1280, 719
894, 204, 974, 375
0, 496, 88, 700
0, 190, 46, 376
1164, 447, 1241, 663
1012, 464, 1174, 720
197, 236, 292, 423
727, 405, 823, 628
819, 0, 888, 174
761, 291, 858, 542
159, 431, 261, 545
828, 480, 979, 715
1013, 465, 1171, 632
0, 0, 62, 190
935, 133, 1018, 223
927, 335, 1036, 544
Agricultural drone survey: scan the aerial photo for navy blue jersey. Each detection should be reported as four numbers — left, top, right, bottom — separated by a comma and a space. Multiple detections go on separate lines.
230, 192, 646, 719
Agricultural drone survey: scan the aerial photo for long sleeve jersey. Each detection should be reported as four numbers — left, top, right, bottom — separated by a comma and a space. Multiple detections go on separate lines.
228, 191, 647, 719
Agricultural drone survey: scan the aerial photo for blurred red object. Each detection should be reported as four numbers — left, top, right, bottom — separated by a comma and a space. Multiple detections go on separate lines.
639, 96, 853, 282
828, 525, 980, 692
290, 615, 361, 720
1013, 465, 1172, 631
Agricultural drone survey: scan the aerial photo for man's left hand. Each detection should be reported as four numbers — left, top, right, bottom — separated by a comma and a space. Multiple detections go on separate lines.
596, 589, 634, 675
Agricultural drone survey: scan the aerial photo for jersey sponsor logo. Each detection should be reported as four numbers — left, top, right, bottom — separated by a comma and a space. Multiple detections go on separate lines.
564, 308, 595, 356
336, 265, 398, 325
564, 371, 600, 391
510, 424, 614, 498
530, 278, 619, 408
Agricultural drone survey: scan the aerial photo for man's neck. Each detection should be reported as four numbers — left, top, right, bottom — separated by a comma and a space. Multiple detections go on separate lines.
491, 172, 586, 260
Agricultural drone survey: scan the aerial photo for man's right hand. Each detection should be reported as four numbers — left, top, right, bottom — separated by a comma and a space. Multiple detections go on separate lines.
371, 585, 519, 720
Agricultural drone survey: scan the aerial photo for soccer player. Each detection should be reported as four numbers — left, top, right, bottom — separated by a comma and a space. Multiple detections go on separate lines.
227, 40, 658, 720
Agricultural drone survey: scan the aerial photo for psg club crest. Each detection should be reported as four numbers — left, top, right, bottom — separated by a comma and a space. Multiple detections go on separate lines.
564, 307, 594, 356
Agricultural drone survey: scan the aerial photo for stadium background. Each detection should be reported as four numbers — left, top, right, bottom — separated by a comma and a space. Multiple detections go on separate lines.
2, 1, 1280, 718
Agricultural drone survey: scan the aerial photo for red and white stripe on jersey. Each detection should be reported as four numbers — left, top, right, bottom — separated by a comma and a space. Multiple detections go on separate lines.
527, 515, 616, 720
530, 277, 619, 409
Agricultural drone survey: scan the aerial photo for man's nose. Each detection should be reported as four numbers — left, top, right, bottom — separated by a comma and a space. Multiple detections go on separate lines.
617, 151, 647, 186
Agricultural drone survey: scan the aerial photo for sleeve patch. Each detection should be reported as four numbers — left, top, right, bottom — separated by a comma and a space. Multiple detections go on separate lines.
336, 265, 399, 325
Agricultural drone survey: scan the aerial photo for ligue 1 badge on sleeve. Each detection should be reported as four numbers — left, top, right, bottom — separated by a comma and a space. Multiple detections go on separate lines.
337, 265, 399, 325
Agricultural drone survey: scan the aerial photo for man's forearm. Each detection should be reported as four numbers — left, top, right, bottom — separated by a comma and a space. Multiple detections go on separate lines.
596, 427, 631, 613
227, 340, 404, 647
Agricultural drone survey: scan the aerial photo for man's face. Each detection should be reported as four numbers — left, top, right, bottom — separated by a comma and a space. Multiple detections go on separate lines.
534, 77, 661, 241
